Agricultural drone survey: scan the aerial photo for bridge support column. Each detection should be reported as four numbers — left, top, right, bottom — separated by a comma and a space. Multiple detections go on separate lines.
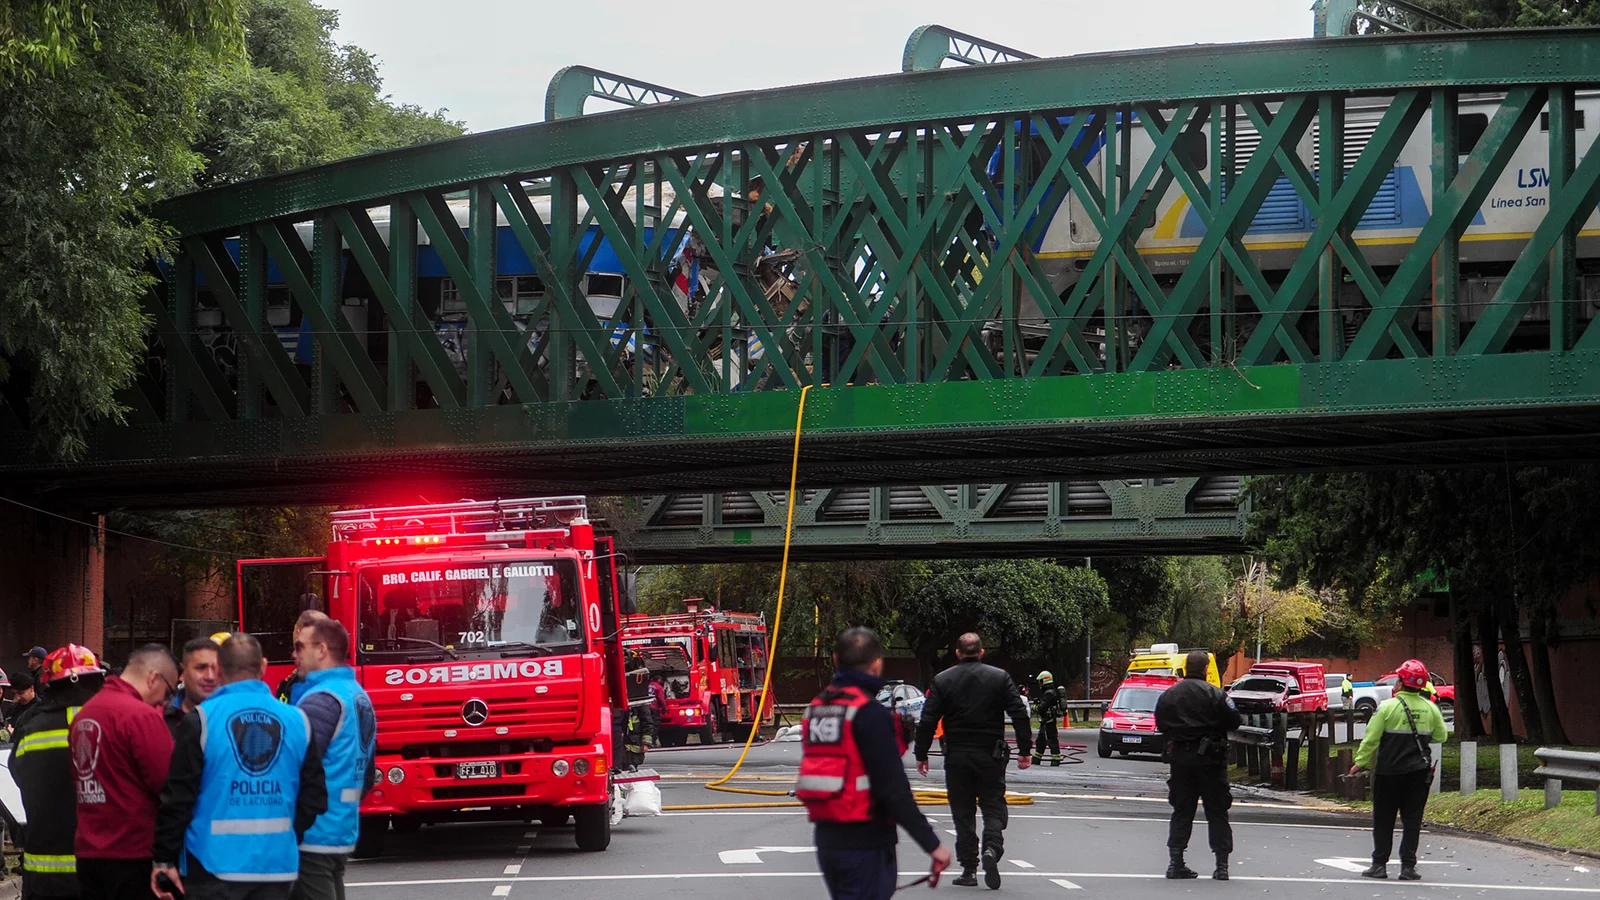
0, 501, 104, 668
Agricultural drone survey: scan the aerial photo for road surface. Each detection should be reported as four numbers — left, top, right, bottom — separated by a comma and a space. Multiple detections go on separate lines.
344, 727, 1590, 900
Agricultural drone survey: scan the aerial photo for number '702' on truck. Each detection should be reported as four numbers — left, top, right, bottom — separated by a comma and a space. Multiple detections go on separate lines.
237, 497, 634, 856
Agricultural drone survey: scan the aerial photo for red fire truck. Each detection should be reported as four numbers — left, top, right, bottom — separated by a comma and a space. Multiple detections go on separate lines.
237, 497, 633, 855
621, 599, 774, 746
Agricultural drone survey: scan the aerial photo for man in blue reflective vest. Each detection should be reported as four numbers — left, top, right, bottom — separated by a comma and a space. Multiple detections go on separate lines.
289, 619, 376, 900
152, 633, 328, 900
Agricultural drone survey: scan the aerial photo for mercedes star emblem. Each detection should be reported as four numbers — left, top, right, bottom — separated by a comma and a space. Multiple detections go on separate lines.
461, 698, 489, 726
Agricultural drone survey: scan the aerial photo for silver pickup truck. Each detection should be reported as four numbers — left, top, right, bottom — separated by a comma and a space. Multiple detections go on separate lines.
1324, 673, 1394, 719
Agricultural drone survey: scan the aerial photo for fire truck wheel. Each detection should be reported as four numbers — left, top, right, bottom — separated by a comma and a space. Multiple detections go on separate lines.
573, 802, 611, 851
352, 816, 388, 859
699, 707, 720, 745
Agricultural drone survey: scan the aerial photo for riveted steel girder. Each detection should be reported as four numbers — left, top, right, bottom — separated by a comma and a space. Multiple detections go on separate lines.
609, 477, 1246, 563
8, 30, 1600, 507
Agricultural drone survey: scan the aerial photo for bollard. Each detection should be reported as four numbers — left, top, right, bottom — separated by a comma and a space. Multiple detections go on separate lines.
1248, 737, 1261, 776
1431, 744, 1442, 794
1501, 743, 1519, 803
1546, 777, 1562, 809
1287, 736, 1301, 790
1460, 741, 1477, 794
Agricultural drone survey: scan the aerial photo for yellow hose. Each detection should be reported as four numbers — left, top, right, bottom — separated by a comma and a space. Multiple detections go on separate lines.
689, 382, 1033, 812
703, 384, 810, 799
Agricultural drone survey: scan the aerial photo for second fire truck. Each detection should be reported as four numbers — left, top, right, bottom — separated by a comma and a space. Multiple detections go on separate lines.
622, 599, 773, 746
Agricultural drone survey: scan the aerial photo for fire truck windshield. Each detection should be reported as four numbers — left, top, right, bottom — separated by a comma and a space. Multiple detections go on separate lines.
356, 558, 583, 660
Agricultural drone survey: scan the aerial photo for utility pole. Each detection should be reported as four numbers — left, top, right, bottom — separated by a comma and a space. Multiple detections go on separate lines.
1084, 556, 1093, 700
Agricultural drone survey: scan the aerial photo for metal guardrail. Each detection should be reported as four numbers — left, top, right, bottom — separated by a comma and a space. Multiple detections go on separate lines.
1230, 726, 1276, 747
1534, 747, 1600, 813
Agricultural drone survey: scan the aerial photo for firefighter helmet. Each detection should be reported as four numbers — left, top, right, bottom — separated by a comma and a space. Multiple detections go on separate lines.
40, 644, 102, 685
1395, 659, 1429, 691
1038, 670, 1054, 685
209, 632, 232, 644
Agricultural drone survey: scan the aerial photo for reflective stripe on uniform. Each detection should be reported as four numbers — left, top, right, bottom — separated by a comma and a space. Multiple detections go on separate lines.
340, 788, 362, 803
15, 729, 69, 756
299, 843, 356, 855
210, 818, 293, 835
796, 775, 845, 792
23, 854, 77, 873
855, 775, 871, 791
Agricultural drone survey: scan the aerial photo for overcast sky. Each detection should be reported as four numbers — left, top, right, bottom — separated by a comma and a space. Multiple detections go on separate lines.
327, 0, 1314, 133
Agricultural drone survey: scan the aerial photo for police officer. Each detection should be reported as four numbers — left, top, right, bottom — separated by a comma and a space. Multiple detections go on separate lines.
1153, 649, 1240, 881
912, 634, 1031, 890
292, 619, 377, 900
153, 633, 328, 900
1349, 658, 1448, 881
10, 645, 108, 900
799, 628, 950, 900
1030, 671, 1064, 767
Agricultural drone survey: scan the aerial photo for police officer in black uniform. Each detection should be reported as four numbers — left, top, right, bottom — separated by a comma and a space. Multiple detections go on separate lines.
913, 634, 1031, 890
1152, 650, 1241, 881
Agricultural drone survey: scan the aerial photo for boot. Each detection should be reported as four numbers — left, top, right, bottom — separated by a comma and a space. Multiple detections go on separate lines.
1031, 755, 1043, 766
1213, 853, 1229, 881
1050, 754, 1062, 767
1399, 865, 1421, 882
982, 847, 1002, 890
952, 868, 979, 887
1166, 849, 1199, 879
1361, 863, 1387, 879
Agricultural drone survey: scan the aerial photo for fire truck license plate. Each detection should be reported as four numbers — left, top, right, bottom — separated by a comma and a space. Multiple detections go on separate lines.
456, 762, 499, 779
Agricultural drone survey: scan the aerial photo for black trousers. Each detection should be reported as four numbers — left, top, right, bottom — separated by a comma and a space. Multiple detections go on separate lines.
1372, 769, 1431, 866
816, 846, 897, 900
185, 870, 292, 900
1167, 762, 1233, 854
80, 858, 155, 900
1032, 719, 1060, 760
944, 747, 1008, 868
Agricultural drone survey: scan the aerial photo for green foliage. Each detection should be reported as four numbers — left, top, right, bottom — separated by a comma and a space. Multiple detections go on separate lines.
0, 0, 234, 457
1091, 556, 1175, 653
1163, 556, 1232, 650
895, 559, 1107, 669
0, 0, 460, 457
0, 0, 240, 84
194, 0, 462, 186
108, 506, 330, 588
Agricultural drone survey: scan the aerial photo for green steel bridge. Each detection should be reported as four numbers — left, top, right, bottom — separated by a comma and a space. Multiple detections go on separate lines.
7, 7, 1600, 526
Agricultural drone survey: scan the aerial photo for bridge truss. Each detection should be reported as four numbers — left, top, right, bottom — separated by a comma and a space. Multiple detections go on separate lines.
6, 24, 1600, 507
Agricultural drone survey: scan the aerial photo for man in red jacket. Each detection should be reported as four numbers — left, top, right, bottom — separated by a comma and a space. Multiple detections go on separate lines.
70, 645, 178, 900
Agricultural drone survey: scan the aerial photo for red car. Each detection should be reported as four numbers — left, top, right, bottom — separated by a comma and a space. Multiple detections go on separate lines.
1376, 669, 1455, 720
1227, 662, 1329, 716
1098, 674, 1178, 758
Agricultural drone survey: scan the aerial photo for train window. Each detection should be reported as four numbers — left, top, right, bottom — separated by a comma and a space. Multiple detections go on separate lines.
1540, 110, 1586, 132
1457, 113, 1489, 154
1139, 190, 1158, 229
1178, 130, 1208, 171
440, 278, 465, 312
587, 273, 625, 297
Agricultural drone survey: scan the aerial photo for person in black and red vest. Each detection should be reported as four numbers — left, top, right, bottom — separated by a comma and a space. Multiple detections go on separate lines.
798, 628, 951, 900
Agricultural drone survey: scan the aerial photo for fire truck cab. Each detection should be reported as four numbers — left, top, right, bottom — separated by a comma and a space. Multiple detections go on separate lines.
237, 497, 634, 856
622, 599, 773, 746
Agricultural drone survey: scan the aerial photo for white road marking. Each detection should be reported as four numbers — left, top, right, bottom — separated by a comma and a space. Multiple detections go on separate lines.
523, 830, 537, 838
659, 810, 1365, 831
1051, 878, 1082, 889
503, 865, 521, 875
491, 886, 510, 897
718, 846, 815, 865
1317, 858, 1457, 873
515, 846, 531, 854
944, 829, 958, 836
1011, 860, 1036, 869
345, 872, 1600, 893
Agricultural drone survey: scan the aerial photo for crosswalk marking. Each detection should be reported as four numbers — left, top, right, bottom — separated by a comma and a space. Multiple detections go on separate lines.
1051, 879, 1082, 890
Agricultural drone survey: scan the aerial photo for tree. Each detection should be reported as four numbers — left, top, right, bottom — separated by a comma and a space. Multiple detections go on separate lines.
895, 559, 1107, 683
0, 0, 240, 457
1093, 557, 1175, 654
1, 0, 461, 458
1247, 468, 1600, 744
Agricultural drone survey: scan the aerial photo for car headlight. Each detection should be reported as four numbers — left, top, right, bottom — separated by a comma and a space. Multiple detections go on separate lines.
1100, 719, 1115, 730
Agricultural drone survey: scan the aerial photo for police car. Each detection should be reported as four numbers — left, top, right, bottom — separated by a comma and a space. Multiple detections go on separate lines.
874, 681, 927, 722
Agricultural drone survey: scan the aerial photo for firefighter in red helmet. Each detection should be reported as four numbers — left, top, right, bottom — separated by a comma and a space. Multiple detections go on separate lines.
9, 645, 105, 900
799, 628, 950, 899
